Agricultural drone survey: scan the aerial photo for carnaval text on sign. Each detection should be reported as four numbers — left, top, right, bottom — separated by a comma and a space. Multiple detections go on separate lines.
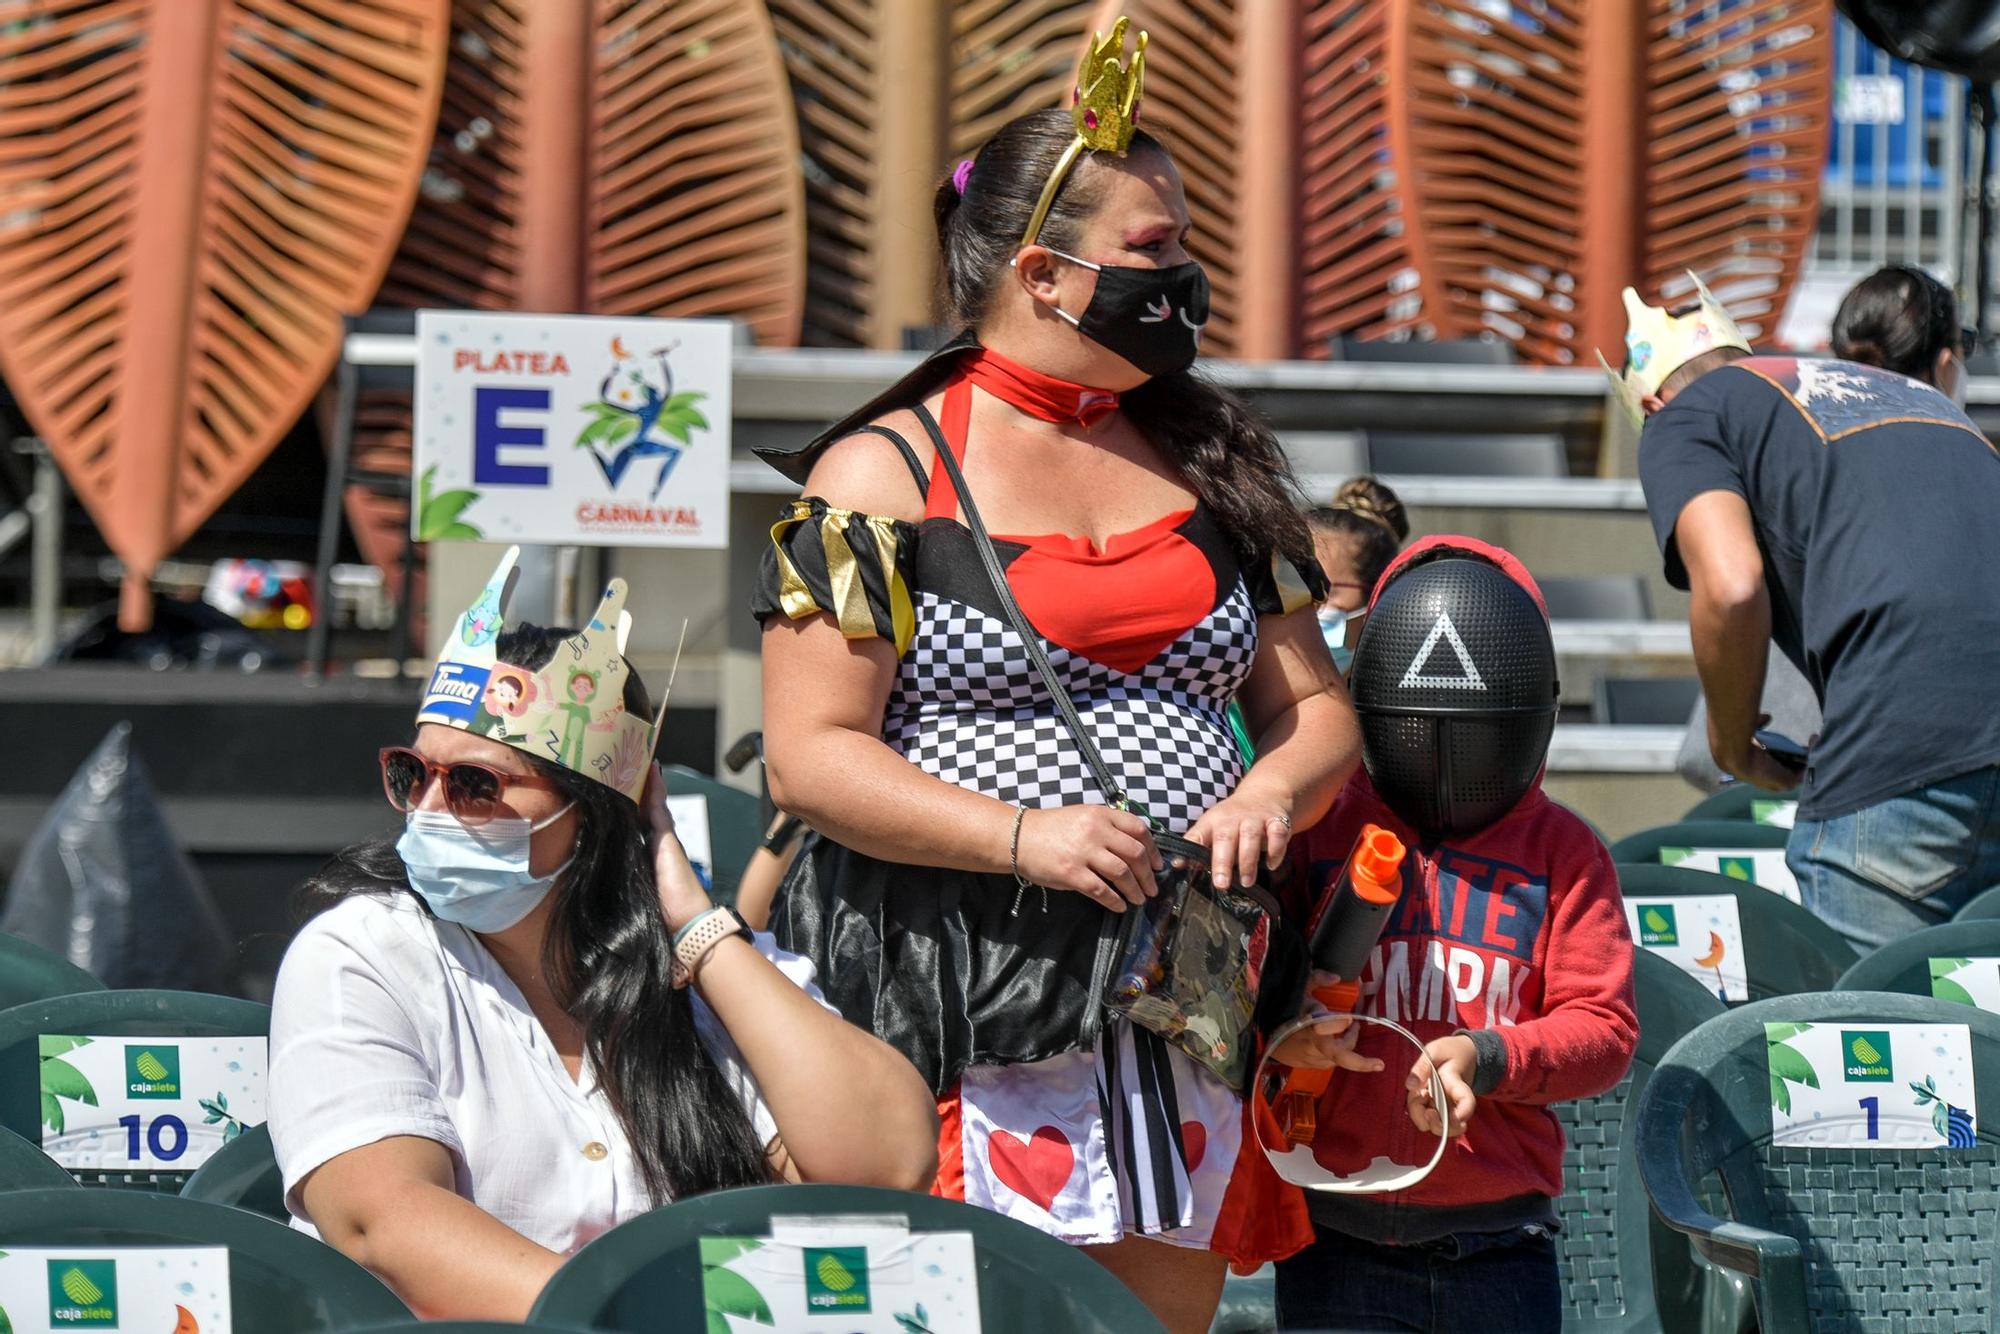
413, 311, 732, 549
699, 1220, 980, 1334
38, 1034, 267, 1172
1626, 895, 1748, 1003
1765, 1021, 1976, 1149
0, 1246, 231, 1333
1660, 845, 1800, 903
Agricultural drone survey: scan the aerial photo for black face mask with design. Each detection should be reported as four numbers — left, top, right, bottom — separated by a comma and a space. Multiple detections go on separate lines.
1046, 248, 1211, 378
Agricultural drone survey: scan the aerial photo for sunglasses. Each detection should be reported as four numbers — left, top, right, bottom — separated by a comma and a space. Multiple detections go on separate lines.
378, 746, 562, 825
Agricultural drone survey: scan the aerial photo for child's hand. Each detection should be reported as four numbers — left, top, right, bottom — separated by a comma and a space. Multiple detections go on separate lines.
1266, 972, 1385, 1074
1406, 1034, 1479, 1137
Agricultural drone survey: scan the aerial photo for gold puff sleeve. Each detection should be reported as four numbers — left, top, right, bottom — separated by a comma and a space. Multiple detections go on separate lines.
751, 498, 920, 655
1245, 547, 1331, 617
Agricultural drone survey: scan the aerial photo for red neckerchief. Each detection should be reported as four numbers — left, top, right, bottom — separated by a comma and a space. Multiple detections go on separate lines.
963, 346, 1121, 428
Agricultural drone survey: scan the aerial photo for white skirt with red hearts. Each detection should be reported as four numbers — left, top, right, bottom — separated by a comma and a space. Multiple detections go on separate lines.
933, 1019, 1258, 1252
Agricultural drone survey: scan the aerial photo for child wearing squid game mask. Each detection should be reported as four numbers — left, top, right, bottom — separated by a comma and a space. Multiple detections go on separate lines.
1266, 537, 1637, 1334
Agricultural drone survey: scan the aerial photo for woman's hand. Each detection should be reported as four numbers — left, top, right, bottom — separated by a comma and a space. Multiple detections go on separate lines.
1013, 805, 1163, 913
644, 763, 714, 934
1187, 785, 1295, 889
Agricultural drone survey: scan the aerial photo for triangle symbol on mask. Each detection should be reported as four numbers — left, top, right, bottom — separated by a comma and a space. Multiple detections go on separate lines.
1399, 612, 1486, 691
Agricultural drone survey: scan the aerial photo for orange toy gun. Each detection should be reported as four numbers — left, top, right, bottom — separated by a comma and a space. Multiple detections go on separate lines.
1273, 823, 1407, 1146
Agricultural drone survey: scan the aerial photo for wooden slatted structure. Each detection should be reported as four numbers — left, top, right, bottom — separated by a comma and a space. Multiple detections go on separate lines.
339, 0, 807, 603
1075, 0, 1832, 362
0, 0, 449, 627
1299, 1, 1425, 348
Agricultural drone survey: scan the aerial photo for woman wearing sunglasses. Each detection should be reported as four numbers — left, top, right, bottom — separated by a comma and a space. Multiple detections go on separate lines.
267, 555, 936, 1322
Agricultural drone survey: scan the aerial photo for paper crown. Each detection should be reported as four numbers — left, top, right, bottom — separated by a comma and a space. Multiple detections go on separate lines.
1020, 16, 1149, 247
1597, 272, 1751, 427
416, 546, 656, 803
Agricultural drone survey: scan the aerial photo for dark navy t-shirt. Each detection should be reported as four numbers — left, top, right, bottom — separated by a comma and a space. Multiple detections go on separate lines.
1640, 356, 2000, 820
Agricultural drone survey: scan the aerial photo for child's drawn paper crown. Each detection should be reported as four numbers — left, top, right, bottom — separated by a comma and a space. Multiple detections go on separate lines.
1597, 271, 1752, 426
416, 546, 655, 803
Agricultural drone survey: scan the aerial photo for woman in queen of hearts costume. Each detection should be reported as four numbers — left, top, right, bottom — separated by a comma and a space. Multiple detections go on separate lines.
754, 19, 1359, 1330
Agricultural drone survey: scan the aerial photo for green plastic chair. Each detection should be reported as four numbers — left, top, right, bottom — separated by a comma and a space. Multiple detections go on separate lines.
1615, 865, 1857, 1001
1558, 949, 1737, 1332
1208, 1263, 1273, 1332
0, 932, 106, 1009
0, 989, 269, 1192
182, 1122, 287, 1220
1683, 786, 1800, 826
1636, 991, 2000, 1334
1610, 822, 1795, 900
0, 1124, 80, 1192
531, 1182, 1166, 1333
0, 1187, 409, 1330
664, 765, 763, 908
1836, 920, 2000, 1003
1958, 885, 2000, 922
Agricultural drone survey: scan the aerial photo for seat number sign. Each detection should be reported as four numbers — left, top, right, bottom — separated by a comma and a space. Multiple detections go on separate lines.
1765, 1022, 1976, 1148
0, 1246, 231, 1333
37, 1034, 268, 1171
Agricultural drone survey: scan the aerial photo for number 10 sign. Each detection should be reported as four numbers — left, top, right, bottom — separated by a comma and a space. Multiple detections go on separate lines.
37, 1035, 268, 1171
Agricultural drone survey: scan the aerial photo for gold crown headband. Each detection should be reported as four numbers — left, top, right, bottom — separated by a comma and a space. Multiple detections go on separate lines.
1019, 17, 1148, 247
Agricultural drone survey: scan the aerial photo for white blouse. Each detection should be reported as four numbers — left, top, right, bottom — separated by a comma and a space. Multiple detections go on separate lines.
268, 892, 829, 1254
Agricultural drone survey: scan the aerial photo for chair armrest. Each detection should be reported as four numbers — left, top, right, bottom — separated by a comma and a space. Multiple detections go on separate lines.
1634, 1066, 1805, 1287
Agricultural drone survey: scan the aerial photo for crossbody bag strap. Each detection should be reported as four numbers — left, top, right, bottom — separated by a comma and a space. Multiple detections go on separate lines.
910, 403, 1145, 825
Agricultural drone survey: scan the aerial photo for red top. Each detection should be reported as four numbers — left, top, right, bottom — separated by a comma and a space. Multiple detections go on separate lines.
924, 367, 1209, 676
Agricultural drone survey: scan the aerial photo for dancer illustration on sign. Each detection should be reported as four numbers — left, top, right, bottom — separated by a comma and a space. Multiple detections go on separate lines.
577, 337, 710, 500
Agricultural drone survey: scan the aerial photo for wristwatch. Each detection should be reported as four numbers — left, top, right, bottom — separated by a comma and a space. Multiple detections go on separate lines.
671, 907, 753, 988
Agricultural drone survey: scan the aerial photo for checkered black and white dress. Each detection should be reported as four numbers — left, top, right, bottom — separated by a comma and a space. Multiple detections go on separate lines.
755, 405, 1322, 1261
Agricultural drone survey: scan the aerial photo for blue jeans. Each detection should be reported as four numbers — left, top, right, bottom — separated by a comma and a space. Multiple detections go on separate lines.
1790, 765, 2000, 954
1274, 1224, 1559, 1332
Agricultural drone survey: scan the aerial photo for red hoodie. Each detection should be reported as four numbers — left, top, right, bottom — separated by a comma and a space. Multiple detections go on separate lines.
1282, 537, 1637, 1244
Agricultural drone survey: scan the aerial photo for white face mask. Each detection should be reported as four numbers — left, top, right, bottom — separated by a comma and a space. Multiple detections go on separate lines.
396, 803, 575, 934
1948, 352, 1970, 409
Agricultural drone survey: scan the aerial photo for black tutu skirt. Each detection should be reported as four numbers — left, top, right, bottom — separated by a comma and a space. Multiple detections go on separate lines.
772, 832, 1122, 1096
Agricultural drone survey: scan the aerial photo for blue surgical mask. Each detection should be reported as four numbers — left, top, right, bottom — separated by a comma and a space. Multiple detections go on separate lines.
397, 805, 575, 934
1318, 605, 1363, 675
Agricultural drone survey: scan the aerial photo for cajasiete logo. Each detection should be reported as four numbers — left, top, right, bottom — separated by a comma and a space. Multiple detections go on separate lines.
47, 1257, 117, 1326
1636, 904, 1680, 947
1843, 1030, 1893, 1082
125, 1044, 181, 1099
802, 1246, 871, 1313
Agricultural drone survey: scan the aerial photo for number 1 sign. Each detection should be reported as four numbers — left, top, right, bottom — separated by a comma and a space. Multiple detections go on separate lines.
1765, 1022, 1976, 1149
37, 1035, 267, 1171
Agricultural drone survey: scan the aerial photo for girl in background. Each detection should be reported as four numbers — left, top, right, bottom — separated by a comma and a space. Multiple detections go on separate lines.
1309, 477, 1409, 673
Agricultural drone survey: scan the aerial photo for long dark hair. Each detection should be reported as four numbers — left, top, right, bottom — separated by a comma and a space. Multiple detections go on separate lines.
1831, 265, 1960, 381
935, 107, 1317, 572
298, 624, 773, 1202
